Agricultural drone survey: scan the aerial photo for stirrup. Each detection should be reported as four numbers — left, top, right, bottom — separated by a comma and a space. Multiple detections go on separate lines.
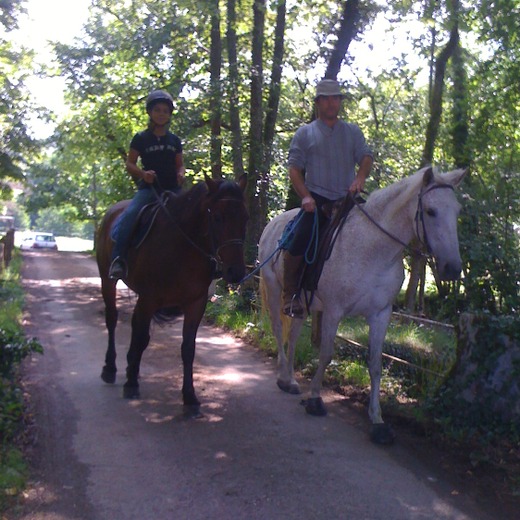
108, 257, 127, 280
283, 294, 304, 319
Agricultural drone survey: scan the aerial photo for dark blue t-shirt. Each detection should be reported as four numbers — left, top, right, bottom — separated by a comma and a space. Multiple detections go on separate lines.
130, 130, 183, 192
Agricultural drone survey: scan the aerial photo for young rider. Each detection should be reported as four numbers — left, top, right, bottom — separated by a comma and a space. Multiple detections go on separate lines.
109, 89, 186, 280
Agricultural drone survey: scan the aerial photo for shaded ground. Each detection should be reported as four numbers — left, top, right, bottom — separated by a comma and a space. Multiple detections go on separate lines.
334, 384, 520, 518
5, 250, 516, 519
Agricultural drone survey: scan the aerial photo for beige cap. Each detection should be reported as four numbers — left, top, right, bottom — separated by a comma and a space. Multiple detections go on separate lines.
314, 79, 345, 100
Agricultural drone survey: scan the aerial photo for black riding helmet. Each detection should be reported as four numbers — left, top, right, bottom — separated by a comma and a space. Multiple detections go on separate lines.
146, 90, 174, 113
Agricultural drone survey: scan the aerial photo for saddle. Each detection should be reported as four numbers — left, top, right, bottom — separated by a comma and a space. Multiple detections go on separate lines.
134, 191, 176, 249
300, 193, 363, 293
131, 192, 177, 249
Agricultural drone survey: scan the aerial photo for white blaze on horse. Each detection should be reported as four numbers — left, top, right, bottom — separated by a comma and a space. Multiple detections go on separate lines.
258, 166, 466, 444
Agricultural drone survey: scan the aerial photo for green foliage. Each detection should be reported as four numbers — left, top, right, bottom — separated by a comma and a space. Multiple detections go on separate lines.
0, 448, 27, 506
337, 316, 456, 398
0, 329, 42, 378
0, 252, 43, 509
33, 206, 93, 239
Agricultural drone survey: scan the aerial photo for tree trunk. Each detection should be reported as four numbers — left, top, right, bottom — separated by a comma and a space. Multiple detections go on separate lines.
245, 0, 266, 263
209, 0, 222, 179
226, 0, 245, 181
324, 0, 360, 79
259, 0, 286, 229
450, 42, 469, 169
421, 24, 460, 167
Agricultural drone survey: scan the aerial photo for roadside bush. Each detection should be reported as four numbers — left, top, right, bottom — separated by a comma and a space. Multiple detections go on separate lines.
0, 253, 43, 509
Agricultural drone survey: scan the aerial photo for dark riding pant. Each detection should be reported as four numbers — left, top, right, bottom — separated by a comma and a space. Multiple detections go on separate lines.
286, 192, 334, 256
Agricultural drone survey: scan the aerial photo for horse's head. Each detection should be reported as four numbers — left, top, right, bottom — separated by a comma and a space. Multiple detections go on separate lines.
415, 167, 467, 281
204, 174, 248, 283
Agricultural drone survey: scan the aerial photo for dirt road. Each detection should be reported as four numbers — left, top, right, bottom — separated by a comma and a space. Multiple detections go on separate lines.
12, 250, 493, 519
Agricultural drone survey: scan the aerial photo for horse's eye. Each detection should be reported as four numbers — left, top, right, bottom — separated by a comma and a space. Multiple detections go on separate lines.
426, 208, 437, 217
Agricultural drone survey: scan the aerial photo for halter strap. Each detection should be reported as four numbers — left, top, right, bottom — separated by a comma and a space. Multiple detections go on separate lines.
415, 184, 455, 254
354, 182, 454, 258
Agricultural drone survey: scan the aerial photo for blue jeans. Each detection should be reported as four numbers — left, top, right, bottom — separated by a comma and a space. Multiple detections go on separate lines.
111, 188, 156, 261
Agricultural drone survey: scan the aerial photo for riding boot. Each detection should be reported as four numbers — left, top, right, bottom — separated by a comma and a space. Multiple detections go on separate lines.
282, 252, 305, 318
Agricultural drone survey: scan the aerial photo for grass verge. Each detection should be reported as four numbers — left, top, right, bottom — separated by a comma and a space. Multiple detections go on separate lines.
0, 253, 43, 513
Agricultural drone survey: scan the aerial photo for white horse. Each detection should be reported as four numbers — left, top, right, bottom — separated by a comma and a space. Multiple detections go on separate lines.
258, 166, 466, 444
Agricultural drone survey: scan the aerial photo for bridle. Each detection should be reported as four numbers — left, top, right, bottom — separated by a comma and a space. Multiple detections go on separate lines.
354, 183, 454, 258
414, 183, 454, 255
152, 186, 245, 273
206, 199, 246, 264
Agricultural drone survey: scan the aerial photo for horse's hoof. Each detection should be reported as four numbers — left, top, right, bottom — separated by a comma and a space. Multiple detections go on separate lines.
101, 366, 117, 384
123, 384, 140, 399
183, 404, 204, 419
370, 423, 395, 445
301, 397, 327, 416
277, 380, 301, 395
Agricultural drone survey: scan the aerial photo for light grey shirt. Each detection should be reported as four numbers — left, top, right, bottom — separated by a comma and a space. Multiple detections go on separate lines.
287, 119, 373, 200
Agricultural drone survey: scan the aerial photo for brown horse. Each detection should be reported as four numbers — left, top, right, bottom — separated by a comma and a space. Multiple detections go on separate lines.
96, 175, 248, 416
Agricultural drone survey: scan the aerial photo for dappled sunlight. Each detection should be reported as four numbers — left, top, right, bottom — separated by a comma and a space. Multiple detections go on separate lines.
393, 497, 465, 520
212, 370, 264, 385
23, 276, 100, 288
203, 334, 239, 345
144, 412, 175, 424
214, 451, 229, 460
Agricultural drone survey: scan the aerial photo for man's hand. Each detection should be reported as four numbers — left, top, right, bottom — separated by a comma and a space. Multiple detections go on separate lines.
302, 195, 316, 213
349, 174, 365, 194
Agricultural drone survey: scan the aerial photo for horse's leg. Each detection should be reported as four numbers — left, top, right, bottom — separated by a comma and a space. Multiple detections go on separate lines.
311, 310, 323, 350
180, 297, 207, 418
280, 317, 305, 394
100, 277, 118, 384
366, 307, 395, 445
262, 274, 302, 394
123, 298, 153, 399
304, 312, 341, 417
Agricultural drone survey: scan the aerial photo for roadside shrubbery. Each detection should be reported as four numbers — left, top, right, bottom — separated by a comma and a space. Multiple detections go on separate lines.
0, 254, 43, 510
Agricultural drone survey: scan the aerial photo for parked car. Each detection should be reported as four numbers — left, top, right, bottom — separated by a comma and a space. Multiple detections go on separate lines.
20, 232, 58, 251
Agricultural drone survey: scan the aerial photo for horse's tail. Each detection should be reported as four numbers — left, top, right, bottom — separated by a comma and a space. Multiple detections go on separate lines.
259, 272, 291, 346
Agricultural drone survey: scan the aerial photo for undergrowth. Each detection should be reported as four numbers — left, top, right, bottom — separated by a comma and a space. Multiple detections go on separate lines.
0, 253, 43, 512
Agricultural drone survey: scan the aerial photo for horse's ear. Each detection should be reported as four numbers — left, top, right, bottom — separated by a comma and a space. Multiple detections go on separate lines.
237, 174, 247, 192
446, 167, 468, 187
204, 174, 219, 194
422, 166, 434, 187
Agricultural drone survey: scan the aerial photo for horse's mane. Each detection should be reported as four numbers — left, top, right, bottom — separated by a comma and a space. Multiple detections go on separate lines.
165, 182, 208, 221
365, 167, 432, 213
163, 179, 243, 223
